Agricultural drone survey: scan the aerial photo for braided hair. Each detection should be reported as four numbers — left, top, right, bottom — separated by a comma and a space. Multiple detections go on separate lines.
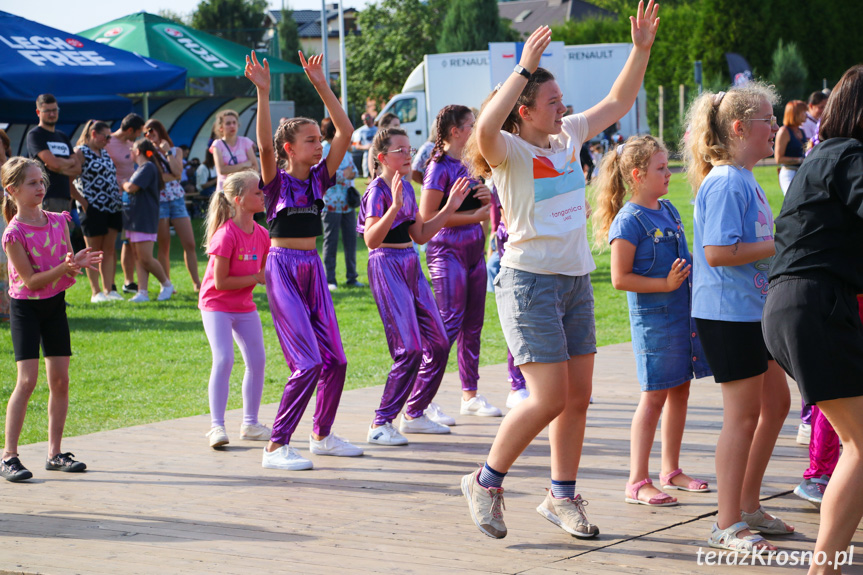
432, 105, 473, 161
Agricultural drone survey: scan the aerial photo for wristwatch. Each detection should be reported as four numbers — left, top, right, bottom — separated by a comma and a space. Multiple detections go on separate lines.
513, 64, 531, 80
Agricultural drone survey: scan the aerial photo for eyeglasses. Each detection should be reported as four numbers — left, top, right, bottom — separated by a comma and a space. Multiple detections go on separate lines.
751, 115, 778, 128
382, 147, 417, 157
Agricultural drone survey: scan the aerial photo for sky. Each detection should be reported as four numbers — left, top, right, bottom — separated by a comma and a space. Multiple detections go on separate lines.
3, 0, 366, 34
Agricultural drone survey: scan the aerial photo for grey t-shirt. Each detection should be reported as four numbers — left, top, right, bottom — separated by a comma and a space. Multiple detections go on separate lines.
124, 162, 160, 234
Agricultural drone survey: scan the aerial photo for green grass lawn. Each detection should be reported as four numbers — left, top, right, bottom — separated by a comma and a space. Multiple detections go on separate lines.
0, 165, 786, 446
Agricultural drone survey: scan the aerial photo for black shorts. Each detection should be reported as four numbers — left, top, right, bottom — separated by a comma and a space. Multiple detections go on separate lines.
80, 206, 122, 237
694, 318, 771, 383
9, 292, 72, 361
763, 273, 863, 405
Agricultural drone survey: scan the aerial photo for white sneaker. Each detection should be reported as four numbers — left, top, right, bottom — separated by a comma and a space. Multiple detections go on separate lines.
399, 414, 451, 434
309, 433, 364, 456
797, 423, 811, 445
205, 426, 229, 448
460, 394, 502, 417
426, 402, 456, 426
328, 283, 337, 292
130, 291, 150, 303
240, 422, 271, 441
367, 422, 408, 446
157, 283, 174, 301
261, 445, 313, 470
90, 292, 110, 303
506, 388, 530, 409
105, 290, 124, 301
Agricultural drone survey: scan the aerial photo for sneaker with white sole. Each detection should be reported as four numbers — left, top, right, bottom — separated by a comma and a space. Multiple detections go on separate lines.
90, 292, 110, 303
797, 423, 811, 445
426, 402, 456, 426
461, 470, 507, 539
367, 422, 408, 445
309, 433, 364, 456
130, 291, 149, 303
261, 445, 313, 470
157, 284, 174, 301
460, 394, 502, 417
506, 388, 530, 409
793, 475, 828, 508
399, 414, 451, 434
536, 491, 600, 539
240, 423, 271, 441
206, 426, 229, 448
105, 290, 124, 301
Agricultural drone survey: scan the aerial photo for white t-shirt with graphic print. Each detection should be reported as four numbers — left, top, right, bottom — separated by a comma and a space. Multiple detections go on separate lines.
491, 113, 595, 276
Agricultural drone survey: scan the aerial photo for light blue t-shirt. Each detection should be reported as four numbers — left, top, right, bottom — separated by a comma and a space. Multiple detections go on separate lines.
692, 165, 774, 322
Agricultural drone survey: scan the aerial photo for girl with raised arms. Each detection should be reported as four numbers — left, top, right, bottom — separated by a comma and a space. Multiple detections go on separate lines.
592, 135, 711, 508
460, 2, 659, 539
245, 50, 363, 471
420, 105, 497, 424
359, 128, 470, 445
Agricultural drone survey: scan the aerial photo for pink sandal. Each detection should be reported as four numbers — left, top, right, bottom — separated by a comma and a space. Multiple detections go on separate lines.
660, 468, 709, 492
625, 478, 678, 507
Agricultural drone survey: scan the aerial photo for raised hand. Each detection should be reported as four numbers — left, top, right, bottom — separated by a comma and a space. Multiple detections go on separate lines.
244, 51, 270, 92
519, 26, 552, 74
445, 177, 472, 212
391, 172, 404, 211
299, 52, 327, 88
665, 257, 691, 291
630, 0, 660, 51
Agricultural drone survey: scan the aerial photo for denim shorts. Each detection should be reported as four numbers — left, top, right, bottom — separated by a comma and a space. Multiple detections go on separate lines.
159, 197, 190, 220
494, 266, 596, 365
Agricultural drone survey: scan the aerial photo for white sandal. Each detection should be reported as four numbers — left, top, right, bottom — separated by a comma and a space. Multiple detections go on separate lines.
708, 521, 770, 551
741, 506, 795, 535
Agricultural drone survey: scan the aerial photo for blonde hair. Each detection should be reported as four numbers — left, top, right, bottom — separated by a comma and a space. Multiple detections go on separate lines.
2, 157, 49, 223
203, 170, 259, 249
274, 117, 318, 171
682, 82, 779, 192
591, 136, 668, 250
215, 109, 240, 138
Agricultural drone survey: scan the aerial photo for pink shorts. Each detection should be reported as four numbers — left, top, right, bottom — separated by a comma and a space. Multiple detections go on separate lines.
126, 230, 158, 243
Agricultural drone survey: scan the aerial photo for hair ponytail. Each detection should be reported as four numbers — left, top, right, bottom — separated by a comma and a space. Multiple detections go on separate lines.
591, 135, 667, 251
370, 128, 408, 174
682, 82, 778, 193
1, 157, 49, 223
133, 138, 165, 191
203, 170, 259, 249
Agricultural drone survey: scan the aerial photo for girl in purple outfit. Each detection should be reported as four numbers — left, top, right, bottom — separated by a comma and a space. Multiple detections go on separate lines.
420, 105, 498, 423
245, 50, 363, 471
359, 128, 471, 445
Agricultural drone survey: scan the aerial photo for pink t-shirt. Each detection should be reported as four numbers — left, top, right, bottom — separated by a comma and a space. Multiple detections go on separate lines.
2, 211, 75, 300
198, 218, 270, 313
211, 136, 255, 192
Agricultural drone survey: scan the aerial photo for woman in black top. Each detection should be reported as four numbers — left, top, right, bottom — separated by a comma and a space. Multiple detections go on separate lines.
763, 65, 863, 575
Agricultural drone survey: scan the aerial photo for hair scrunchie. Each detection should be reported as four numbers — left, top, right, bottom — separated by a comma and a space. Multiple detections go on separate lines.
712, 91, 727, 107
616, 143, 626, 155
145, 150, 153, 158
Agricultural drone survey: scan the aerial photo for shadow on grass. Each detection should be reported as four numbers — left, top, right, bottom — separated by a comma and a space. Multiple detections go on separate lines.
69, 316, 203, 332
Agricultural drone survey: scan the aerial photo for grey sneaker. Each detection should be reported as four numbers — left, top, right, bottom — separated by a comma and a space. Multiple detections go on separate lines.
461, 470, 507, 539
536, 491, 599, 538
793, 475, 828, 508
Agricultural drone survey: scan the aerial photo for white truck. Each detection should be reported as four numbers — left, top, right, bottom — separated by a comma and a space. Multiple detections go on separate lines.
381, 43, 648, 149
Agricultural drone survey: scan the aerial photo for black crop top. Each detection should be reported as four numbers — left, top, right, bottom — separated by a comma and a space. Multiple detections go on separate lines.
268, 200, 324, 238
438, 187, 483, 212
383, 220, 413, 244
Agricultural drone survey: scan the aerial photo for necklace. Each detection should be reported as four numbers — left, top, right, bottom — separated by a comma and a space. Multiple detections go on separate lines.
15, 210, 47, 226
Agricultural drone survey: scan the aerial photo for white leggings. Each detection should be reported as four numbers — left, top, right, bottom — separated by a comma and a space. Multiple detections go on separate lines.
201, 310, 266, 427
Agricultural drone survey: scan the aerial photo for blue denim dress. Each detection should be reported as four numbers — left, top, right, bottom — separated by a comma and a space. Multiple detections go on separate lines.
613, 200, 712, 390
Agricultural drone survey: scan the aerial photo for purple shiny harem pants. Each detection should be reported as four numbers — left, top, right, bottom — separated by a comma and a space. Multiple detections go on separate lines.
266, 247, 346, 445
426, 224, 486, 391
369, 247, 450, 424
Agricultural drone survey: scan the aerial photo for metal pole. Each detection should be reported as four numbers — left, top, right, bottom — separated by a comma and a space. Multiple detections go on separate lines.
338, 0, 347, 114
320, 0, 330, 118
679, 84, 685, 124
658, 85, 664, 144
143, 92, 150, 121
